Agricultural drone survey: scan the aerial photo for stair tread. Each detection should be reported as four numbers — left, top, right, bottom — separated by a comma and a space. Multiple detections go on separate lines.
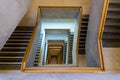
78, 48, 85, 49
107, 15, 120, 19
5, 43, 28, 45
0, 57, 23, 58
103, 36, 120, 39
8, 39, 29, 41
82, 15, 89, 19
79, 40, 85, 42
10, 36, 31, 38
82, 21, 88, 23
105, 22, 120, 26
14, 30, 33, 33
16, 26, 34, 28
7, 39, 29, 43
12, 33, 32, 35
79, 44, 85, 46
81, 25, 88, 27
0, 52, 25, 53
104, 30, 120, 33
2, 47, 26, 49
0, 62, 21, 64
108, 8, 120, 12
110, 0, 120, 4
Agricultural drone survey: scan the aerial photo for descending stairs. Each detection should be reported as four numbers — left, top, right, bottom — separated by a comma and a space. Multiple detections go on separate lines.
0, 0, 119, 70
0, 26, 33, 70
68, 33, 74, 64
102, 1, 120, 47
34, 34, 43, 66
78, 0, 120, 55
64, 42, 67, 64
42, 42, 46, 65
78, 15, 89, 54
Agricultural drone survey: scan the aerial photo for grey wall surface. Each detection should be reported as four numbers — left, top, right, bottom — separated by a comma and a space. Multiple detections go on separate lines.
26, 26, 41, 67
45, 32, 69, 42
85, 0, 105, 67
72, 12, 80, 65
0, 0, 30, 50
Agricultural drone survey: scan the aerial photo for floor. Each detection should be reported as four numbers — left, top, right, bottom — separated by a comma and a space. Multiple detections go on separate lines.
103, 48, 120, 70
78, 54, 87, 67
0, 48, 120, 80
0, 72, 120, 80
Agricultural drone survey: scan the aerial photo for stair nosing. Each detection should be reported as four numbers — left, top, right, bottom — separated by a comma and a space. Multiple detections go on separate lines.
0, 62, 21, 64
0, 52, 25, 53
0, 57, 23, 58
2, 47, 27, 49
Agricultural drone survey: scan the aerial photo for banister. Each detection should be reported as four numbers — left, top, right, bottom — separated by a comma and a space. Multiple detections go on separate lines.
98, 0, 109, 70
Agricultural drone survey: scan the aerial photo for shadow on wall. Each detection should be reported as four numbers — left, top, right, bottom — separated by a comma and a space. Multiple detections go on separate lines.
0, 0, 30, 50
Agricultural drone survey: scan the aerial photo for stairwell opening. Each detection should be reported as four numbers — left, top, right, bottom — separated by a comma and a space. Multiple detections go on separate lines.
20, 1, 109, 72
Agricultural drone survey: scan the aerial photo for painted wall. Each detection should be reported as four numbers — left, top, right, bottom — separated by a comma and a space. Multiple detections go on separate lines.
45, 33, 68, 42
41, 19, 76, 33
19, 0, 91, 26
72, 13, 80, 66
26, 25, 40, 67
85, 0, 105, 67
0, 0, 30, 50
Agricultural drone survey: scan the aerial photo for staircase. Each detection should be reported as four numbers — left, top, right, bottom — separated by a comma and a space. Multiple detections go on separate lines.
0, 0, 119, 70
42, 42, 46, 65
68, 33, 74, 64
78, 15, 89, 54
78, 0, 120, 55
64, 42, 67, 64
34, 34, 43, 66
0, 26, 33, 70
102, 0, 120, 47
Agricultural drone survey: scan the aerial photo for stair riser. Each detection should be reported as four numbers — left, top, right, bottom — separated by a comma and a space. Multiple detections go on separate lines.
1, 49, 26, 52
4, 44, 28, 47
7, 41, 29, 43
0, 58, 22, 62
0, 64, 21, 70
0, 53, 24, 57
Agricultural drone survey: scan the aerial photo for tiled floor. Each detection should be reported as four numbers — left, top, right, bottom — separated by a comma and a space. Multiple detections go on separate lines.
0, 48, 120, 80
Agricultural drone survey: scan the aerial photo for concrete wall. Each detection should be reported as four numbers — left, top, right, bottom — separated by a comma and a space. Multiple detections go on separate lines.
85, 0, 105, 67
26, 27, 40, 67
19, 0, 91, 26
41, 19, 76, 33
45, 34, 68, 42
0, 0, 30, 50
72, 12, 80, 65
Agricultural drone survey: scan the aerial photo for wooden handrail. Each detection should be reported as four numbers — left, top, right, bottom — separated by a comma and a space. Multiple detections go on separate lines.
98, 0, 109, 70
21, 7, 40, 71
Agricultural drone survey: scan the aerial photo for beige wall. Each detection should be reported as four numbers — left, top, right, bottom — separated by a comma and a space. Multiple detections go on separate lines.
0, 0, 30, 50
19, 0, 91, 26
